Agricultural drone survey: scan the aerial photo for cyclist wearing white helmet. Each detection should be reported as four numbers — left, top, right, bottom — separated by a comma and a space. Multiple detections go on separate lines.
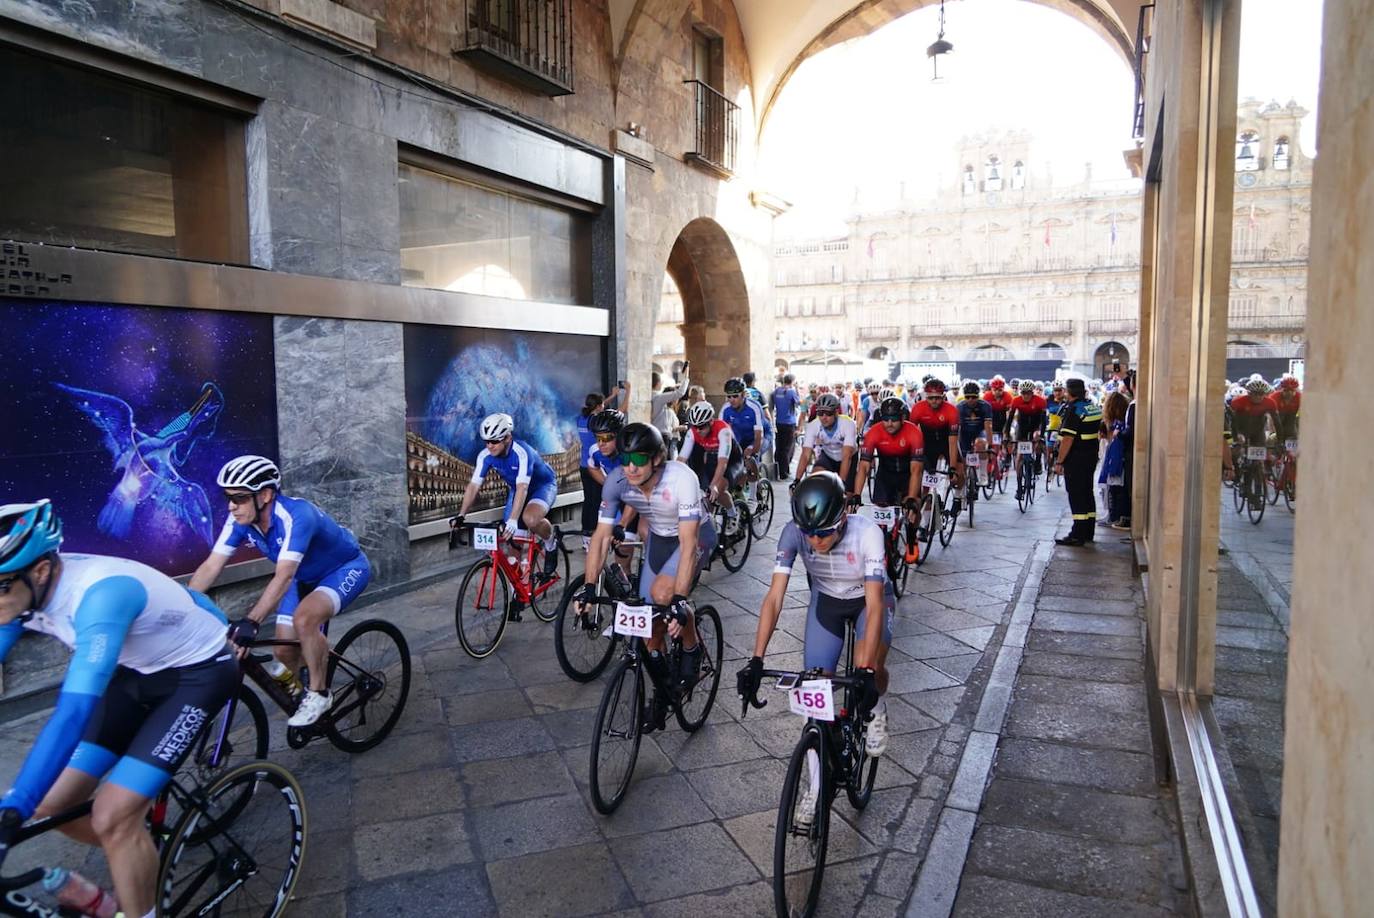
454, 413, 562, 578
678, 400, 746, 509
190, 454, 370, 727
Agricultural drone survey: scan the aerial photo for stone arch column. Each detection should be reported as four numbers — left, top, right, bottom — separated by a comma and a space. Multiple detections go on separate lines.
664, 217, 752, 401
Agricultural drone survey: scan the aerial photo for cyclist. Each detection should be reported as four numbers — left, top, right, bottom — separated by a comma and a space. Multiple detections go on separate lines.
191, 455, 370, 727
984, 375, 1014, 458
679, 400, 745, 511
956, 381, 995, 491
721, 377, 766, 487
1008, 380, 1050, 494
739, 472, 892, 782
855, 396, 925, 563
1273, 373, 1301, 443
909, 378, 963, 509
793, 393, 859, 494
0, 500, 236, 918
581, 409, 626, 538
578, 423, 716, 731
1229, 377, 1279, 497
858, 381, 883, 431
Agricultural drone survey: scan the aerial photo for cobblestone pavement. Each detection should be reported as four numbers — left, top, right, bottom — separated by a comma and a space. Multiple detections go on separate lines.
3, 477, 1146, 917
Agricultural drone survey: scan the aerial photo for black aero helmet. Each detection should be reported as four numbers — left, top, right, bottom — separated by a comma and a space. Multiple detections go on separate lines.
617, 421, 664, 457
962, 381, 980, 397
588, 409, 626, 435
724, 377, 746, 395
878, 397, 907, 421
791, 472, 848, 534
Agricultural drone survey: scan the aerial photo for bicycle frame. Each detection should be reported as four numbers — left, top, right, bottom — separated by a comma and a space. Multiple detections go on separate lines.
457, 524, 561, 606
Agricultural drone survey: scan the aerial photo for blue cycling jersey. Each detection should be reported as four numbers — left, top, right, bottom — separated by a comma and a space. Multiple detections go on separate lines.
211, 493, 362, 584
474, 438, 556, 492
722, 399, 770, 450
956, 398, 994, 452
582, 440, 618, 475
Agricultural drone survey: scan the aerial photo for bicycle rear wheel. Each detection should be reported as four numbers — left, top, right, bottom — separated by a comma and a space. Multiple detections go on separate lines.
528, 539, 570, 622
886, 527, 909, 599
157, 761, 307, 918
844, 717, 879, 812
589, 657, 644, 814
774, 727, 829, 918
676, 605, 723, 732
965, 481, 976, 528
750, 479, 776, 539
455, 557, 509, 658
938, 487, 959, 547
1246, 467, 1266, 524
1233, 466, 1247, 513
181, 685, 267, 788
553, 575, 618, 682
717, 501, 754, 573
916, 494, 937, 567
324, 619, 411, 753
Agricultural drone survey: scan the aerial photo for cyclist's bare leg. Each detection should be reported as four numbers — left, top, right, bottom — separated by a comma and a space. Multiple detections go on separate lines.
519, 502, 554, 542
90, 783, 160, 916
33, 767, 100, 845
650, 572, 699, 649
274, 619, 303, 672
291, 591, 335, 693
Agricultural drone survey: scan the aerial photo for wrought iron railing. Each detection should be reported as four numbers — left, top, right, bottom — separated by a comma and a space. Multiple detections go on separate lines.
858, 325, 902, 341
909, 319, 1075, 338
1227, 312, 1305, 331
457, 0, 573, 96
684, 80, 738, 177
1087, 318, 1139, 335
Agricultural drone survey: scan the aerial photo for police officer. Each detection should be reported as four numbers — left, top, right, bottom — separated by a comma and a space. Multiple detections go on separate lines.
1052, 378, 1103, 545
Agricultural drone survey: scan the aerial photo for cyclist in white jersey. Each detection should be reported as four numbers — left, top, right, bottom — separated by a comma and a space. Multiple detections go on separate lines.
793, 393, 859, 492
738, 473, 892, 758
0, 501, 235, 918
577, 423, 717, 731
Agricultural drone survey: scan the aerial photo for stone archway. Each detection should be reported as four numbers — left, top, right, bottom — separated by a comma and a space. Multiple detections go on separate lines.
665, 217, 752, 400
1094, 340, 1131, 379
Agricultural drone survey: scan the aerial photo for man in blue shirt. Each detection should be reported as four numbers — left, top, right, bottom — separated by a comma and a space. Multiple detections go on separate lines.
770, 374, 801, 480
190, 455, 371, 727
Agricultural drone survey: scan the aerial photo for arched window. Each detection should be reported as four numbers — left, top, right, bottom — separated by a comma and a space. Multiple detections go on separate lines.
962, 165, 975, 195
1033, 342, 1067, 360
968, 344, 1014, 361
1273, 136, 1290, 170
1010, 160, 1025, 190
1236, 130, 1260, 172
985, 154, 1003, 192
921, 345, 949, 360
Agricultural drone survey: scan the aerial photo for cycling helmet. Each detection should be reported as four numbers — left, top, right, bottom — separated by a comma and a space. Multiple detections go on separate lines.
1279, 374, 1300, 390
866, 381, 881, 394
217, 455, 281, 492
990, 375, 1006, 390
878, 396, 908, 420
790, 472, 848, 534
588, 409, 626, 435
687, 401, 716, 426
1019, 380, 1036, 394
962, 381, 981, 397
924, 378, 947, 394
0, 500, 63, 574
724, 377, 746, 396
1245, 378, 1272, 396
479, 413, 514, 441
879, 387, 896, 401
617, 422, 665, 457
921, 374, 935, 385
815, 393, 843, 413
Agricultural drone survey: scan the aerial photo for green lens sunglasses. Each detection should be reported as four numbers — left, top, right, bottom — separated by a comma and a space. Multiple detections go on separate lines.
620, 451, 655, 467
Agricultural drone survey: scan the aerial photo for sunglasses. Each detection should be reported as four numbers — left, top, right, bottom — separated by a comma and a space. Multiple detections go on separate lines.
594, 434, 617, 443
620, 451, 655, 467
816, 410, 837, 417
801, 524, 842, 539
485, 437, 506, 445
224, 491, 256, 505
926, 394, 945, 400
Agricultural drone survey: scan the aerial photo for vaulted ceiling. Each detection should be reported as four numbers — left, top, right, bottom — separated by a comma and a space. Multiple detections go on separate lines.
610, 0, 1139, 132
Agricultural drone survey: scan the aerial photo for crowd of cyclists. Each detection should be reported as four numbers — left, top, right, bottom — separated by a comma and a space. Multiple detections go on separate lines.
0, 357, 1301, 917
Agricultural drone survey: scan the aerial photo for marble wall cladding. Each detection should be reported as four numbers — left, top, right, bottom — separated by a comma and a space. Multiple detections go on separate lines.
274, 316, 410, 584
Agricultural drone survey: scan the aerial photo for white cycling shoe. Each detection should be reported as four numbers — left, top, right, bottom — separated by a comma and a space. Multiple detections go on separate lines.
287, 690, 332, 727
794, 784, 819, 829
865, 700, 889, 757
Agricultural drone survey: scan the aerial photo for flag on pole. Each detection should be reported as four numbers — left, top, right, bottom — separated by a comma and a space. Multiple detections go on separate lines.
1043, 222, 1052, 248
1109, 212, 1118, 247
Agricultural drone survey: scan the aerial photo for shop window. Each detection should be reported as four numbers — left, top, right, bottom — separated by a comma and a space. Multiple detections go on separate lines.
399, 162, 592, 305
1273, 136, 1290, 170
0, 45, 249, 262
1236, 130, 1260, 172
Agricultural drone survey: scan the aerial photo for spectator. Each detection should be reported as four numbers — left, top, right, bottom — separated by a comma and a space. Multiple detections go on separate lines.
652, 362, 690, 458
1099, 390, 1131, 526
770, 373, 801, 480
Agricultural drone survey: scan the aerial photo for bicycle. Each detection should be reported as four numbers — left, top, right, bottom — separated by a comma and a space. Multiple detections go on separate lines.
1266, 438, 1297, 511
449, 519, 571, 658
0, 760, 307, 918
706, 494, 753, 574
587, 599, 724, 814
961, 452, 981, 528
1044, 435, 1061, 492
913, 460, 957, 559
554, 533, 644, 682
1014, 440, 1039, 513
739, 622, 877, 918
1231, 442, 1269, 524
993, 435, 1012, 495
849, 498, 912, 598
743, 457, 776, 539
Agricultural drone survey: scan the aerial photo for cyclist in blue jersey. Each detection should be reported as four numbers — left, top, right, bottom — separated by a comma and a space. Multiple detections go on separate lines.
454, 413, 562, 578
0, 500, 236, 918
580, 409, 625, 539
190, 455, 371, 727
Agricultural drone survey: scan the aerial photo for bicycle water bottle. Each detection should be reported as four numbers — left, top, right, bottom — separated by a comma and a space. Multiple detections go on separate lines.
42, 868, 118, 918
264, 659, 303, 697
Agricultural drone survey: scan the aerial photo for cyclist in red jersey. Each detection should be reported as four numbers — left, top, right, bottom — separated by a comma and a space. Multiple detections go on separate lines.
983, 375, 1015, 461
678, 400, 744, 508
1007, 380, 1050, 472
856, 397, 925, 507
909, 379, 962, 486
1273, 374, 1301, 442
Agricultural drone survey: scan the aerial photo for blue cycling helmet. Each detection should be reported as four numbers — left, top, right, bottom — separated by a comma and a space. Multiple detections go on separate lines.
0, 500, 63, 574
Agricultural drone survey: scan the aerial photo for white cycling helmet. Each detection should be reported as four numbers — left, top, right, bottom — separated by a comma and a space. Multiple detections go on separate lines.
217, 456, 281, 492
480, 413, 514, 441
687, 401, 716, 426
879, 387, 896, 401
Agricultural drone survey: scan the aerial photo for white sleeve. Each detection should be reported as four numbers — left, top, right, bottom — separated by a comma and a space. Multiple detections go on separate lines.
802, 420, 820, 448
511, 442, 531, 484
210, 517, 240, 557
679, 433, 696, 461
717, 426, 734, 457
747, 402, 764, 431
841, 418, 858, 448
473, 451, 490, 480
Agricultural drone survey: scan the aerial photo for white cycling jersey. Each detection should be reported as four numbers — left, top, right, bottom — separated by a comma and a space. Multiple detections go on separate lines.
598, 462, 708, 539
773, 516, 887, 601
802, 416, 858, 462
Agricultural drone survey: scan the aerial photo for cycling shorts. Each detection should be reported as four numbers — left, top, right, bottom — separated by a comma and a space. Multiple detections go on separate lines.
640, 523, 717, 600
278, 550, 371, 624
688, 456, 745, 494
815, 452, 858, 493
68, 650, 239, 799
872, 471, 911, 507
802, 589, 894, 673
504, 479, 558, 519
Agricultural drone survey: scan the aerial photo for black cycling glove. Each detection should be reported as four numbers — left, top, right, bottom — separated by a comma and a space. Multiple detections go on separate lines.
0, 807, 22, 869
669, 594, 694, 626
611, 523, 627, 542
227, 618, 260, 648
854, 667, 880, 717
574, 581, 597, 605
737, 656, 764, 705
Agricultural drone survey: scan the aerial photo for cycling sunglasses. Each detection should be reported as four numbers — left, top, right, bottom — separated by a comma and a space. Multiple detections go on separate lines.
620, 451, 655, 467
594, 433, 617, 443
484, 437, 506, 445
224, 491, 256, 505
925, 394, 946, 400
816, 409, 837, 417
801, 524, 842, 539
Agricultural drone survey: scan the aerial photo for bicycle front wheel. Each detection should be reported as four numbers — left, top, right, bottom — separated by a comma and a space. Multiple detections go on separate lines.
157, 761, 307, 918
774, 727, 830, 918
554, 575, 618, 682
938, 489, 959, 547
886, 527, 908, 599
456, 557, 510, 658
1246, 467, 1266, 525
676, 605, 723, 732
589, 657, 644, 814
324, 619, 411, 753
718, 501, 754, 573
750, 480, 776, 539
529, 539, 570, 623
916, 494, 937, 567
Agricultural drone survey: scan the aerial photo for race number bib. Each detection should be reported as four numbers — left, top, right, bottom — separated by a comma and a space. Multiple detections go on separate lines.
967, 453, 981, 467
472, 528, 498, 551
1017, 441, 1034, 455
992, 434, 1002, 445
788, 679, 835, 722
922, 472, 942, 490
1245, 447, 1267, 461
870, 505, 897, 526
613, 603, 653, 638
1285, 439, 1298, 453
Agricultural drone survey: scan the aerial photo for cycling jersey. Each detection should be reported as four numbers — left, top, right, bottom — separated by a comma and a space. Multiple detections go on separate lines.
472, 439, 557, 492
860, 422, 925, 476
801, 416, 858, 463
1273, 391, 1300, 440
773, 516, 887, 601
598, 462, 709, 539
1230, 394, 1278, 444
721, 400, 765, 453
0, 554, 232, 817
983, 390, 1014, 433
1008, 394, 1049, 440
582, 441, 618, 475
679, 419, 738, 463
211, 493, 362, 585
909, 401, 960, 459
956, 397, 994, 453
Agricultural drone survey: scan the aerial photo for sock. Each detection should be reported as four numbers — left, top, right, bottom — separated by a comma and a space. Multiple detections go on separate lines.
543, 535, 557, 551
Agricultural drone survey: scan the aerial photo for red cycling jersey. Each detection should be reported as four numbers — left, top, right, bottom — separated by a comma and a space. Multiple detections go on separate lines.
1009, 394, 1048, 435
861, 421, 925, 461
909, 401, 960, 452
983, 390, 1014, 415
1230, 394, 1279, 417
1273, 391, 1300, 415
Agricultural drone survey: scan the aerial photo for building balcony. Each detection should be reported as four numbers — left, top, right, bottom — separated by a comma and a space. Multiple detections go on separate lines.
1227, 312, 1306, 331
857, 325, 902, 341
684, 80, 738, 178
1086, 318, 1138, 335
908, 319, 1074, 338
453, 0, 574, 96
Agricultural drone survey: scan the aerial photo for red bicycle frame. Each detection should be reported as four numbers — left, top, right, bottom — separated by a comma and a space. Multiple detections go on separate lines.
476, 532, 560, 607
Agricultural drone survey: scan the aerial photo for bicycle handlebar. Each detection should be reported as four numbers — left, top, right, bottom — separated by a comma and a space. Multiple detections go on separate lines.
739, 667, 864, 718
0, 805, 95, 890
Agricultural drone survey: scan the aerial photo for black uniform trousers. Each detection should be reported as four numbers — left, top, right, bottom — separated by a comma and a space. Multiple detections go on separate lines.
774, 423, 797, 478
1064, 453, 1097, 541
